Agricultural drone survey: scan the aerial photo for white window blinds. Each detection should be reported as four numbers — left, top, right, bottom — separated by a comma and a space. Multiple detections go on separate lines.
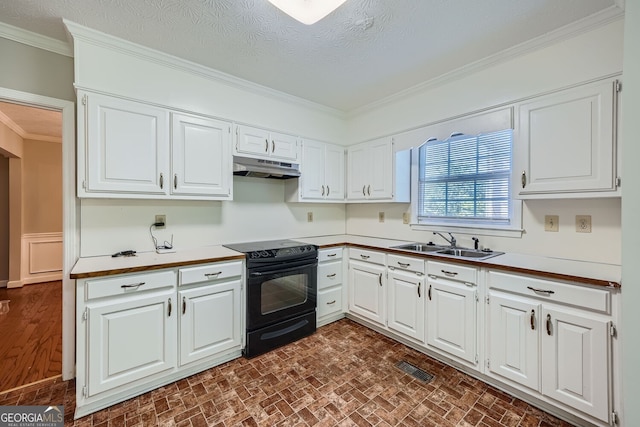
418, 129, 513, 224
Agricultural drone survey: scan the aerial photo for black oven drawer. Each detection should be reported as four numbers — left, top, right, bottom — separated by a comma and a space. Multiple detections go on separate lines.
245, 311, 316, 357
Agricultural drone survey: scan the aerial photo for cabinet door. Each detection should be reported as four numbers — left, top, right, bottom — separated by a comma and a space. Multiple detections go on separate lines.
87, 292, 176, 396
324, 143, 345, 200
388, 269, 424, 342
426, 279, 476, 364
517, 80, 616, 195
348, 260, 385, 325
270, 131, 298, 161
488, 292, 540, 391
84, 92, 169, 195
367, 137, 393, 199
300, 139, 326, 200
179, 279, 241, 366
541, 307, 610, 422
172, 113, 231, 197
346, 144, 368, 200
235, 125, 270, 157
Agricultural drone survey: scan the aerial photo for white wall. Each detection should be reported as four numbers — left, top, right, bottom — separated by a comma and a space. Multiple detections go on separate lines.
620, 0, 640, 424
80, 177, 345, 257
344, 19, 624, 264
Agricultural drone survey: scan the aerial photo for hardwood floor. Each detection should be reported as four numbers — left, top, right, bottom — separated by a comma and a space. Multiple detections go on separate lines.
1, 319, 575, 426
0, 281, 62, 392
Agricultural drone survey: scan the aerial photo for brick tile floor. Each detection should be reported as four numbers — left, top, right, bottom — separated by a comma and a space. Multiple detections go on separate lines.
0, 319, 576, 426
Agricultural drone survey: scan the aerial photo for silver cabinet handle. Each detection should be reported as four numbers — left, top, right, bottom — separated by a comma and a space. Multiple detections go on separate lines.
182, 296, 186, 315
378, 273, 383, 286
271, 140, 275, 153
326, 273, 337, 278
530, 309, 535, 330
521, 171, 527, 189
174, 174, 178, 189
397, 262, 410, 268
428, 284, 432, 300
527, 286, 555, 295
546, 313, 552, 336
327, 300, 336, 305
362, 185, 366, 196
367, 185, 371, 196
265, 139, 269, 152
441, 270, 458, 277
159, 173, 164, 189
321, 185, 325, 196
417, 282, 421, 298
327, 253, 337, 257
167, 298, 172, 317
360, 254, 370, 259
121, 282, 145, 289
205, 271, 222, 278
327, 186, 330, 196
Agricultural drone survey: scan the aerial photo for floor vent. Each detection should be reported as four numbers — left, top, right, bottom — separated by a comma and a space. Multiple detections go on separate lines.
395, 360, 434, 383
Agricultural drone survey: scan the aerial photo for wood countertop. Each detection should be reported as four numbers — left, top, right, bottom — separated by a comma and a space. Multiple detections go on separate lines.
70, 235, 621, 288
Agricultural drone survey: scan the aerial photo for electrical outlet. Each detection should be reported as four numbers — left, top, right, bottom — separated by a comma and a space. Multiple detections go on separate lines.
378, 212, 385, 223
576, 215, 592, 233
307, 211, 313, 222
155, 214, 166, 228
544, 215, 559, 232
403, 212, 410, 224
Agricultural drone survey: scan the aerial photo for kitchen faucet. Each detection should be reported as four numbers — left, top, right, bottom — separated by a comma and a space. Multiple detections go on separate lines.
433, 232, 456, 247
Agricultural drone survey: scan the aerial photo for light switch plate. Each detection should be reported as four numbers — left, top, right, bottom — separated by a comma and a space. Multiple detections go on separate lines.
307, 212, 313, 222
378, 212, 385, 223
402, 212, 410, 224
576, 215, 592, 233
544, 215, 559, 232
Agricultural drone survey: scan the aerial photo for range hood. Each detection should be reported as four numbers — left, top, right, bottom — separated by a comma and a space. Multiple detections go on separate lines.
232, 156, 301, 179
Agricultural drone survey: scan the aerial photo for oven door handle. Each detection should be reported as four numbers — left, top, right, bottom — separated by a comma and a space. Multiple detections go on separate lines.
250, 263, 317, 276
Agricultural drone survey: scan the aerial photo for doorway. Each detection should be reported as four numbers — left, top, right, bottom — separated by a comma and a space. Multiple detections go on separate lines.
0, 87, 76, 389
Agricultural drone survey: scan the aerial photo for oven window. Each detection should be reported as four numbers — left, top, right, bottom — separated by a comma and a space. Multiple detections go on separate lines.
261, 273, 308, 314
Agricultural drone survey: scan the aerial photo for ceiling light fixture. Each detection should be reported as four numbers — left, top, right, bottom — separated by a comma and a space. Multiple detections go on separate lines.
268, 0, 348, 25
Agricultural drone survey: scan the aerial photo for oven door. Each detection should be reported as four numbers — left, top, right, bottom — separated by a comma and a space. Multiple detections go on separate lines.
246, 257, 317, 331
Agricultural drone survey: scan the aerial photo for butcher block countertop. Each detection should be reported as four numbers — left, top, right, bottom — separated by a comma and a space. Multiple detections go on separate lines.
70, 234, 621, 288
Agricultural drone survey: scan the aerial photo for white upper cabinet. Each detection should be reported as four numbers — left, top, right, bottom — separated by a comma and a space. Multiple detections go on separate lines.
171, 113, 232, 198
78, 91, 233, 200
297, 139, 345, 201
515, 79, 620, 197
80, 91, 170, 196
235, 124, 298, 162
347, 137, 394, 201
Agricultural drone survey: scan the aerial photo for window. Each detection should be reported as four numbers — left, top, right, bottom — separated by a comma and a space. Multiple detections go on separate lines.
417, 129, 514, 228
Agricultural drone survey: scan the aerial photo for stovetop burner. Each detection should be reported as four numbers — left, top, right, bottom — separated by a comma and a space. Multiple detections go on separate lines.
223, 239, 317, 260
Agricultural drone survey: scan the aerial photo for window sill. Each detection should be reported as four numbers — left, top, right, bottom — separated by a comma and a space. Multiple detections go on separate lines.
410, 223, 524, 238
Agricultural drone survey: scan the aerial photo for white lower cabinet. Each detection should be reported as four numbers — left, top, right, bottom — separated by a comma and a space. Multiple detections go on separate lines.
387, 255, 425, 342
317, 247, 345, 326
426, 261, 478, 366
75, 260, 243, 418
487, 270, 613, 424
348, 249, 386, 326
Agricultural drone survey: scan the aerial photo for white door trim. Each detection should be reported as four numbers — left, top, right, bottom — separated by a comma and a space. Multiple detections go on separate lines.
0, 87, 77, 381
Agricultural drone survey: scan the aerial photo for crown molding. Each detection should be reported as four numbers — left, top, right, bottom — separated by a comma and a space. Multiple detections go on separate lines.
0, 21, 73, 57
63, 20, 346, 119
0, 110, 24, 137
0, 110, 61, 143
348, 5, 625, 117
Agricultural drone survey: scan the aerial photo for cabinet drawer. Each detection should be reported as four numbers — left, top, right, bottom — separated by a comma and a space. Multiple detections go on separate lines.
85, 270, 176, 300
387, 254, 425, 274
488, 271, 610, 313
319, 247, 343, 262
318, 286, 342, 318
349, 248, 385, 265
427, 260, 477, 284
179, 261, 243, 286
318, 261, 342, 290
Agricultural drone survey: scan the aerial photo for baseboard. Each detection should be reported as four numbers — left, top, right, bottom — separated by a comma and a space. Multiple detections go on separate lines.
7, 280, 23, 289
21, 272, 62, 285
0, 279, 7, 288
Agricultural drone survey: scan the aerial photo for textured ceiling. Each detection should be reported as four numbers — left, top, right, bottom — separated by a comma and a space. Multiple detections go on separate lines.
0, 101, 62, 141
0, 0, 622, 111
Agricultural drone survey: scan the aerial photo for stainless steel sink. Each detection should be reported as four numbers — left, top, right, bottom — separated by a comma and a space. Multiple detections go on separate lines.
391, 243, 445, 252
391, 242, 503, 260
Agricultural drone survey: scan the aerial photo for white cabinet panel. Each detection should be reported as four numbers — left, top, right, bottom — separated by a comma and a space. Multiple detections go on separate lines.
87, 291, 176, 396
172, 113, 231, 198
388, 269, 424, 342
179, 279, 241, 366
516, 79, 618, 196
235, 124, 298, 161
271, 132, 299, 161
349, 260, 386, 326
488, 292, 540, 391
324, 143, 345, 200
318, 286, 342, 318
298, 139, 345, 201
347, 137, 394, 201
